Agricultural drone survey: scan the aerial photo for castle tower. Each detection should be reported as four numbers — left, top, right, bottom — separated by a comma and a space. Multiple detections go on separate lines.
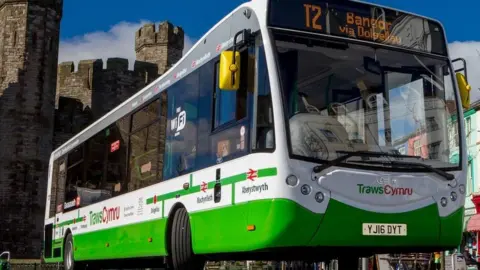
0, 0, 63, 258
135, 21, 184, 75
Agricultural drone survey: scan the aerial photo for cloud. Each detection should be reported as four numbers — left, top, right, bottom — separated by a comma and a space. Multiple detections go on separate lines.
58, 20, 196, 71
448, 41, 480, 103
60, 22, 480, 104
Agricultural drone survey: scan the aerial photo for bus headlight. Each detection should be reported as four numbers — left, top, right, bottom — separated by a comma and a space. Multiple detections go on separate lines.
450, 191, 457, 202
440, 197, 448, 207
286, 175, 299, 187
314, 192, 324, 203
301, 184, 312, 195
459, 184, 465, 194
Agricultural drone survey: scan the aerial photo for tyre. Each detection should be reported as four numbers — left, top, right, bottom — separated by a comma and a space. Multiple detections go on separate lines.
64, 234, 76, 270
170, 208, 205, 270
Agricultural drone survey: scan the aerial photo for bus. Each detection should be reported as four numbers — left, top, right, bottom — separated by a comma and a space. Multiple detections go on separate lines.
43, 0, 472, 269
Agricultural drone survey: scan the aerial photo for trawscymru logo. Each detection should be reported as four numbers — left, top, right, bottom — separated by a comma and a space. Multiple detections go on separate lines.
89, 206, 121, 225
357, 184, 413, 196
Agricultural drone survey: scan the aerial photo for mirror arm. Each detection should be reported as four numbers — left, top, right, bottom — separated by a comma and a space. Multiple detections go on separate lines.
230, 29, 251, 86
452, 58, 468, 81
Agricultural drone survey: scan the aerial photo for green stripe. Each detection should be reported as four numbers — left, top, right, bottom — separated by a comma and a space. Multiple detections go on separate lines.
54, 167, 277, 228
55, 217, 86, 228
146, 167, 277, 205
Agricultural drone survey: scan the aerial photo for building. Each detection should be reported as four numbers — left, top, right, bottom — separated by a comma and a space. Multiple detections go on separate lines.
0, 0, 63, 258
0, 0, 184, 256
461, 100, 480, 258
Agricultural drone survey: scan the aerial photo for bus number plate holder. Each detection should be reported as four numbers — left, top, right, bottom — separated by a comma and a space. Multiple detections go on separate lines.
362, 223, 407, 236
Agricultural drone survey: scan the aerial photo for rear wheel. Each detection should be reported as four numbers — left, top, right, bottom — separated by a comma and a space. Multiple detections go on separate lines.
169, 208, 205, 270
64, 234, 76, 270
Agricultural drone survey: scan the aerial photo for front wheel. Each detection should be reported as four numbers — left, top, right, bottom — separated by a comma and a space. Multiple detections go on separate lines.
169, 208, 205, 270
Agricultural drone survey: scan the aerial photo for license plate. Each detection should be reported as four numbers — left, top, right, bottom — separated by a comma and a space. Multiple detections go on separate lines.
362, 223, 407, 236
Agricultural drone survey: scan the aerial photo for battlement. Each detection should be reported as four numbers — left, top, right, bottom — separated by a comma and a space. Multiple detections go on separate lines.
0, 0, 63, 14
135, 21, 184, 52
57, 57, 159, 120
57, 58, 158, 85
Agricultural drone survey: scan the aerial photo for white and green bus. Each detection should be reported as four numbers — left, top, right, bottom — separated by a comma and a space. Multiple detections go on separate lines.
43, 0, 472, 269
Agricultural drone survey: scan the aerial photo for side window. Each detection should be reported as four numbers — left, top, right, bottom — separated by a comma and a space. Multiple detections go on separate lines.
213, 62, 248, 129
128, 99, 162, 191
210, 48, 253, 164
254, 42, 275, 151
63, 145, 84, 212
164, 71, 200, 180
105, 117, 129, 195
51, 156, 68, 216
85, 132, 106, 190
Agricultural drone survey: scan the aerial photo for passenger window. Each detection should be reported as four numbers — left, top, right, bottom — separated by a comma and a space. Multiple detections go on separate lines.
85, 132, 106, 190
128, 121, 161, 191
105, 122, 128, 195
128, 98, 162, 191
63, 146, 85, 212
163, 71, 200, 180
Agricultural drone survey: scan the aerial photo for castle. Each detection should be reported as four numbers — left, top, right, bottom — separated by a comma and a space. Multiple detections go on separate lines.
0, 0, 184, 258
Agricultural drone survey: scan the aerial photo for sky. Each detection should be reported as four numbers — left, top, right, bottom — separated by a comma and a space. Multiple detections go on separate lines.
58, 0, 480, 101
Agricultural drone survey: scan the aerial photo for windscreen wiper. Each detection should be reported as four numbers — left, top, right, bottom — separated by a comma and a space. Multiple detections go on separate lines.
312, 150, 414, 174
348, 159, 455, 181
313, 151, 455, 181
383, 160, 454, 181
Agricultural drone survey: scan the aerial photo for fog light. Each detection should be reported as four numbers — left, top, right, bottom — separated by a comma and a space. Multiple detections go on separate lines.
459, 184, 466, 194
301, 184, 312, 195
450, 191, 457, 201
286, 175, 299, 187
440, 197, 448, 207
314, 192, 324, 203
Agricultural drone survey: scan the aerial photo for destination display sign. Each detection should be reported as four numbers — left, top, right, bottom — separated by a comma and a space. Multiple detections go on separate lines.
267, 0, 447, 55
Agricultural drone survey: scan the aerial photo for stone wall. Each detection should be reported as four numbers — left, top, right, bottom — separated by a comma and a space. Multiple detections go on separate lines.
0, 0, 62, 258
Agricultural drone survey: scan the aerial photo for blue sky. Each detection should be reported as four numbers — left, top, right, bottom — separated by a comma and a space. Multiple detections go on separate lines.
58, 0, 480, 102
61, 0, 476, 42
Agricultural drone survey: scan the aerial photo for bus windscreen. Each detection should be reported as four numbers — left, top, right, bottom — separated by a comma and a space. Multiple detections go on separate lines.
267, 0, 448, 56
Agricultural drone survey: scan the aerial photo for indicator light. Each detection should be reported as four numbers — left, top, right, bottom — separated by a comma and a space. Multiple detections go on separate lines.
440, 197, 448, 207
450, 191, 457, 201
301, 184, 312, 195
314, 192, 324, 203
